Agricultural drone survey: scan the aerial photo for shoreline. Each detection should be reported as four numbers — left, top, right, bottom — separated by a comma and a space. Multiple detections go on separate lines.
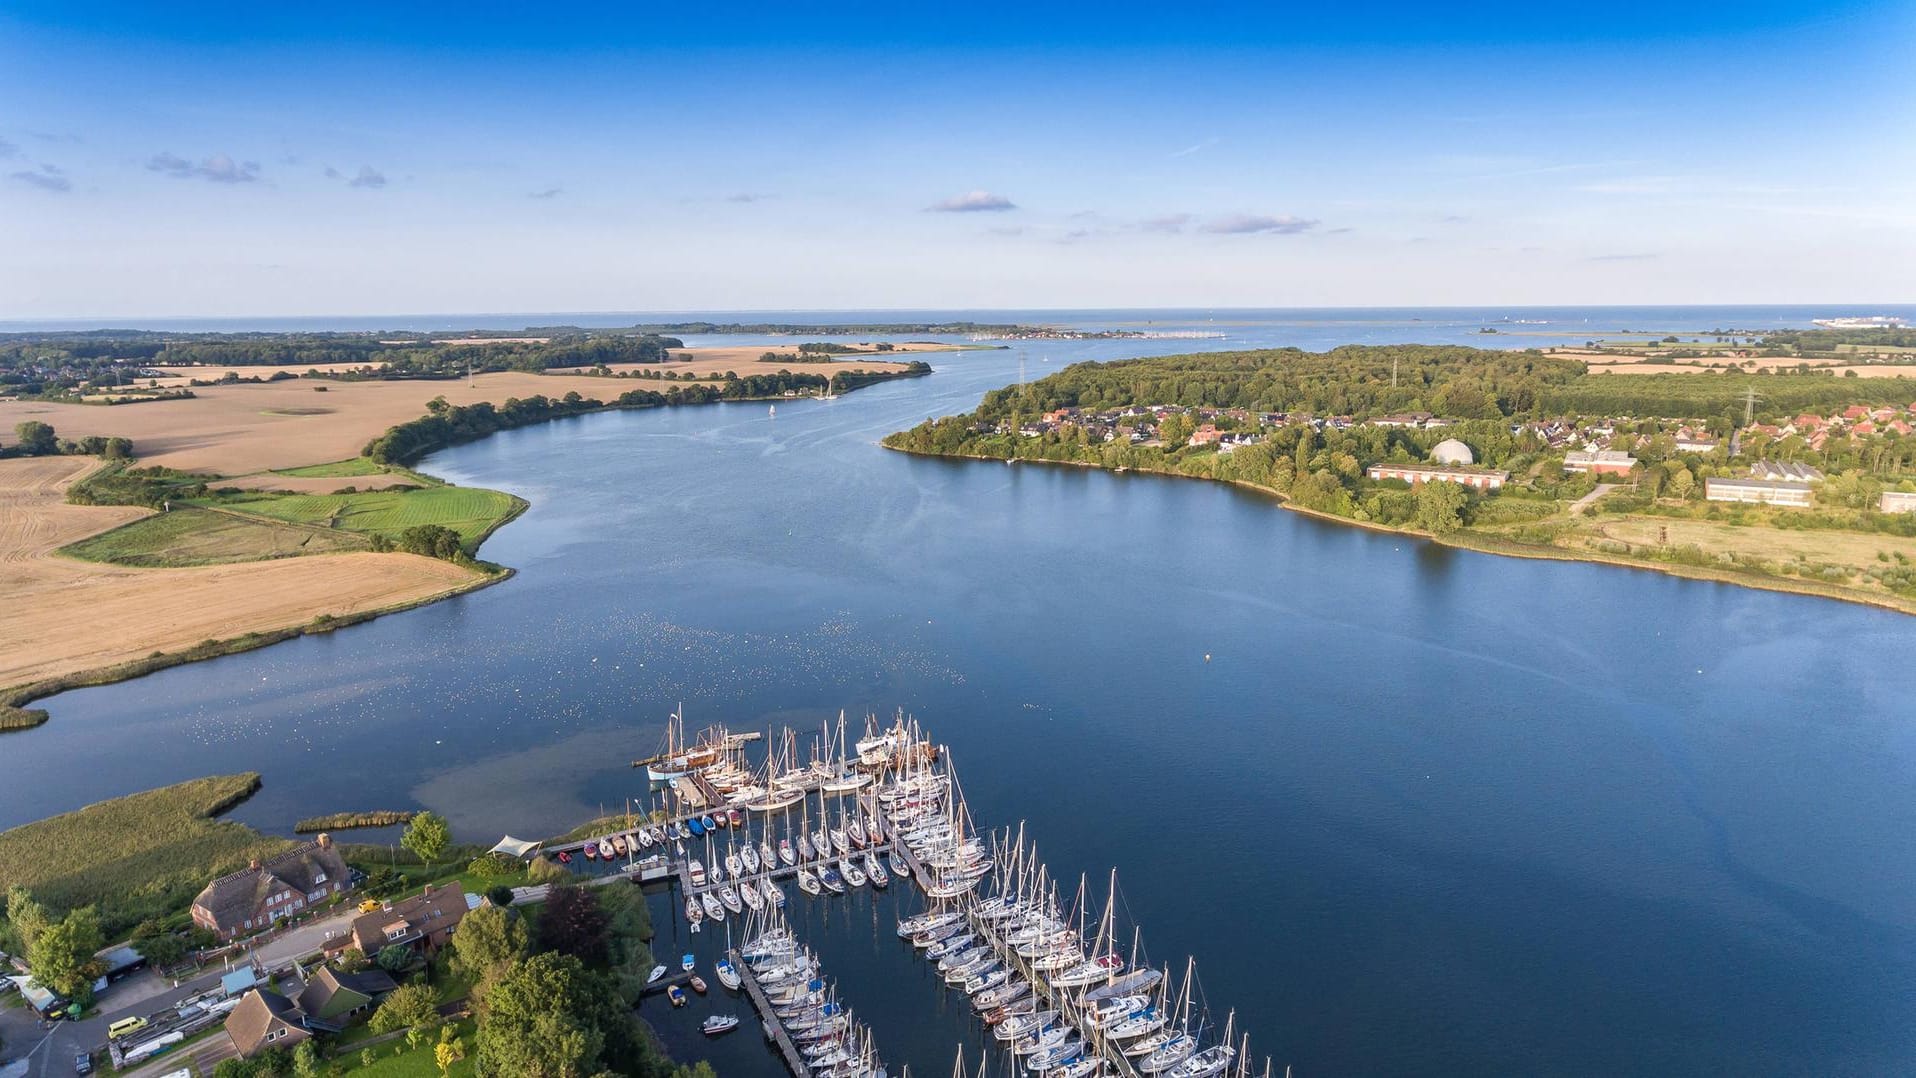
880, 443, 1916, 619
1, 371, 931, 730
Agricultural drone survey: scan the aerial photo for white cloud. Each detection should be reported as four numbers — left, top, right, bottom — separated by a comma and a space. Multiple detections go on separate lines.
928, 190, 1016, 213
148, 152, 261, 184
1200, 213, 1318, 235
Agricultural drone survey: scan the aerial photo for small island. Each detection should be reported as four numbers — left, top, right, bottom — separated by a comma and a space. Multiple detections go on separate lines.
884, 338, 1916, 614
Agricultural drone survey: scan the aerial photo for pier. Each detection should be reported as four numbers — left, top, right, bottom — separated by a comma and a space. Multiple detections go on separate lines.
731, 946, 811, 1078
620, 714, 1263, 1078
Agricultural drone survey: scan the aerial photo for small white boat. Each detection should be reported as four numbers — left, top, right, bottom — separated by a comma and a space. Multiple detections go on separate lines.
741, 880, 765, 911
798, 868, 822, 895
864, 852, 889, 888
719, 885, 743, 913
740, 844, 761, 875
715, 959, 742, 991
681, 952, 696, 971
701, 892, 726, 921
779, 838, 797, 866
839, 858, 867, 888
702, 1014, 740, 1036
646, 964, 668, 984
760, 877, 785, 908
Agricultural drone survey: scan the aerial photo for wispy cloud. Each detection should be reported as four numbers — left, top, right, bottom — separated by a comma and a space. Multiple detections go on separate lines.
0, 137, 18, 160
983, 226, 1025, 237
347, 166, 386, 189
1169, 137, 1219, 159
1140, 214, 1192, 233
528, 187, 563, 200
725, 192, 771, 203
1200, 213, 1318, 235
1588, 252, 1659, 262
9, 163, 70, 193
1439, 214, 1469, 224
149, 152, 261, 184
1325, 226, 1355, 235
929, 190, 1016, 213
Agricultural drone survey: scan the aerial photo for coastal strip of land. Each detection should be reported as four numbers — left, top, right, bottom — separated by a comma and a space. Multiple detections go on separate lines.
0, 339, 948, 726
882, 338, 1916, 617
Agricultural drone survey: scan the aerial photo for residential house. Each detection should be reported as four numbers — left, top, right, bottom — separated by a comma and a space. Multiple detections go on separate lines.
191, 835, 352, 940
1188, 424, 1223, 446
294, 967, 398, 1025
344, 883, 470, 960
224, 990, 315, 1059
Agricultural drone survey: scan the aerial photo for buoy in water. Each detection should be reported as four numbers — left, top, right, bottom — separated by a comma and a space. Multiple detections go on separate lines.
1204, 653, 1212, 662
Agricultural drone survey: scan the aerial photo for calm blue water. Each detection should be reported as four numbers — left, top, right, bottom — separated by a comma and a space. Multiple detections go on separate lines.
5, 308, 1915, 1075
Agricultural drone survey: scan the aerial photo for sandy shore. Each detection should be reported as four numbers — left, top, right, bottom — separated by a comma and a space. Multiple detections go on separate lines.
0, 456, 483, 694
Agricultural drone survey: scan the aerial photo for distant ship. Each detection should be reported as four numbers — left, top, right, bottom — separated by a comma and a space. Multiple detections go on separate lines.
1812, 316, 1907, 329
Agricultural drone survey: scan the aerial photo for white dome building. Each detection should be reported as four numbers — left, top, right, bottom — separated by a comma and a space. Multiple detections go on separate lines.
1430, 438, 1475, 466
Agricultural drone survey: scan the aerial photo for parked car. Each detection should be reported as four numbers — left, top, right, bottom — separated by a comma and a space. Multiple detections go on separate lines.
74, 1052, 94, 1075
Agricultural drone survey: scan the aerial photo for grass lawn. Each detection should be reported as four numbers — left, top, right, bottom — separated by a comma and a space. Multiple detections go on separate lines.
336, 1019, 477, 1077
211, 486, 523, 549
0, 773, 289, 933
60, 507, 369, 566
274, 457, 388, 478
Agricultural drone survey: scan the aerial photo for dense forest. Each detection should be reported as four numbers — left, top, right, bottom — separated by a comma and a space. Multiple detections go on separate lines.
966, 345, 1915, 427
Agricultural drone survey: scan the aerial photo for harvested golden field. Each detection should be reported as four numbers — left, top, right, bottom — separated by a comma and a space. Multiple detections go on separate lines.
1555, 349, 1916, 380
0, 456, 482, 693
0, 370, 678, 474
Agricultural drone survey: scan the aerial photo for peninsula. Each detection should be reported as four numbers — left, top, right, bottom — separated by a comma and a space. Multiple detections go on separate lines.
0, 329, 948, 727
883, 336, 1916, 614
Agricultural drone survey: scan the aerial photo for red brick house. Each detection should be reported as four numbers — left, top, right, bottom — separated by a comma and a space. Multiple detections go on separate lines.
191, 835, 352, 940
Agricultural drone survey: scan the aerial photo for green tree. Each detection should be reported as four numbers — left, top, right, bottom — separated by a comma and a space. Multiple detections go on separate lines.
370, 981, 441, 1037
535, 885, 610, 967
131, 921, 187, 968
1666, 467, 1695, 501
30, 906, 104, 1004
377, 943, 414, 973
436, 1025, 466, 1077
291, 1039, 320, 1078
1413, 480, 1468, 534
402, 811, 451, 864
13, 420, 57, 456
451, 903, 528, 1001
487, 885, 516, 908
474, 952, 646, 1078
5, 886, 50, 953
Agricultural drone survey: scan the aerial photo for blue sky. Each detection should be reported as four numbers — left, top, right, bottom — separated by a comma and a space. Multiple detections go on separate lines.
2, 1, 1912, 318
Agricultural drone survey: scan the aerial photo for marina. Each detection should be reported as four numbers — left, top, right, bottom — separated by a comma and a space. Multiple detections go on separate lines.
603, 715, 1267, 1078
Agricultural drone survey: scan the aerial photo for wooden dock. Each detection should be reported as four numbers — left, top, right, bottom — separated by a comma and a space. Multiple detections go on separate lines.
731, 946, 810, 1078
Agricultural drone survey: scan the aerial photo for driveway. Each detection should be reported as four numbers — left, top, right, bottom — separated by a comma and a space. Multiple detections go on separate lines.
0, 907, 355, 1078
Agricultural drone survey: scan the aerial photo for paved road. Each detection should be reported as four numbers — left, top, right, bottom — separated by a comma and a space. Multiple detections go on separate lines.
0, 907, 356, 1078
